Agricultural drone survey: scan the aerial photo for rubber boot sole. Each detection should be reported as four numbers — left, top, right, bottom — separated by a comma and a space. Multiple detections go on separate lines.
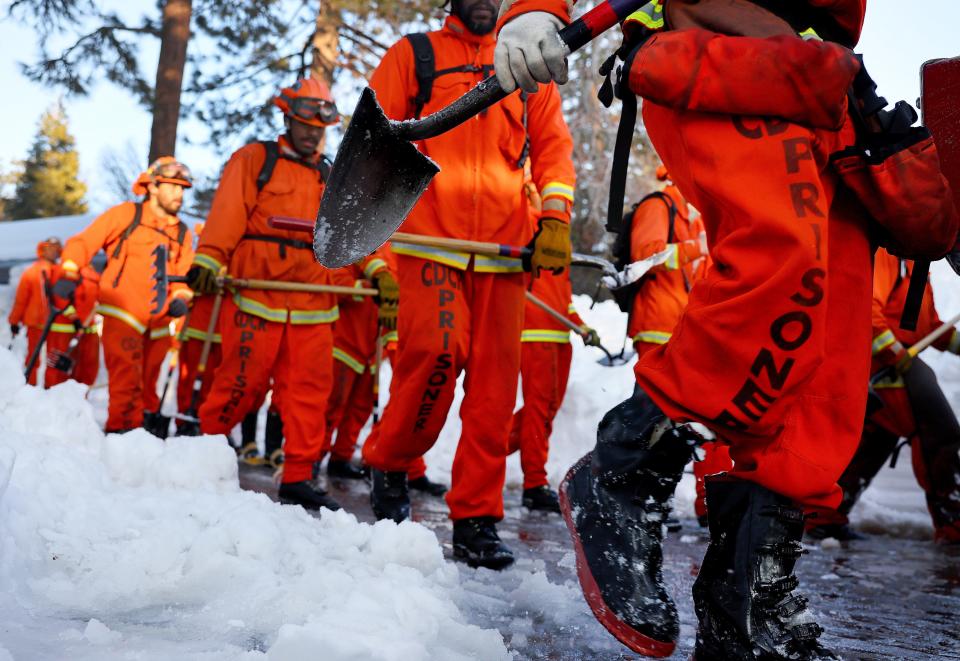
452, 543, 515, 570
559, 453, 676, 658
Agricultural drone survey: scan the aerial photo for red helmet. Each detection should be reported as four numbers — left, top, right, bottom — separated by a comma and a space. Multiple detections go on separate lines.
132, 156, 193, 196
36, 236, 62, 258
274, 78, 340, 128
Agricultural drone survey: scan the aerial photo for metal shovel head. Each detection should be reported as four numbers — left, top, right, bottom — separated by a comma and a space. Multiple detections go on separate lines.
314, 87, 439, 268
597, 346, 635, 367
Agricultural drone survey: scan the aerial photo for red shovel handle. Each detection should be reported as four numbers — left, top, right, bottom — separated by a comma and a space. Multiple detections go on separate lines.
268, 215, 315, 233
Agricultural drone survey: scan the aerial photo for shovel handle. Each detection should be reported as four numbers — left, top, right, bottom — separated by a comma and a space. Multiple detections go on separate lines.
525, 290, 583, 333
401, 0, 651, 142
392, 232, 529, 259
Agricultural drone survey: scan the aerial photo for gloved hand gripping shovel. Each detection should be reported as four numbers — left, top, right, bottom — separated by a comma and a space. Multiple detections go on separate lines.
312, 0, 655, 268
46, 308, 99, 376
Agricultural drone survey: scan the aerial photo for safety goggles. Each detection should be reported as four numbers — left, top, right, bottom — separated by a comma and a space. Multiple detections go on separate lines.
288, 97, 339, 125
150, 160, 193, 187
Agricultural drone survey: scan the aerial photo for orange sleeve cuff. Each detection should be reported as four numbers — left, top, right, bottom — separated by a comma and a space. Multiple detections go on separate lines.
540, 207, 571, 225
497, 0, 571, 34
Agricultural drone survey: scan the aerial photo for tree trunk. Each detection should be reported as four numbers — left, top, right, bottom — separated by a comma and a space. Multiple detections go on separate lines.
149, 0, 192, 163
310, 0, 340, 87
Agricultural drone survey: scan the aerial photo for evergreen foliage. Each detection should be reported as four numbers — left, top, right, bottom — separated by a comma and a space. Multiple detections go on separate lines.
7, 102, 88, 220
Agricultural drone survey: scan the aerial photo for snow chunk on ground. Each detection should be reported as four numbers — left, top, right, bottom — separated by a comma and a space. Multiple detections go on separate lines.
0, 347, 509, 660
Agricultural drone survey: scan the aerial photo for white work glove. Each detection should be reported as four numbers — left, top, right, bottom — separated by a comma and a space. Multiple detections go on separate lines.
494, 11, 567, 94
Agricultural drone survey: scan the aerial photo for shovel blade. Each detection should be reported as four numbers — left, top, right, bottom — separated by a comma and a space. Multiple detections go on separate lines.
314, 88, 439, 268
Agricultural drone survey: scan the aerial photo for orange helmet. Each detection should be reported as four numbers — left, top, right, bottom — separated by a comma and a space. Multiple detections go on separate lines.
132, 156, 193, 196
655, 164, 670, 182
274, 78, 340, 128
36, 236, 62, 258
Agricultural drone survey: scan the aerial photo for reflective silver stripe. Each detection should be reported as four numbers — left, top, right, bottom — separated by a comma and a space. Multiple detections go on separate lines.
333, 347, 366, 374
633, 330, 671, 345
872, 330, 896, 355
473, 255, 524, 273
391, 242, 471, 269
194, 253, 223, 273
521, 329, 570, 344
97, 304, 147, 334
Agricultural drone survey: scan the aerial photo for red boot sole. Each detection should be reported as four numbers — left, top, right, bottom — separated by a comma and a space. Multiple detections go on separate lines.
559, 454, 677, 659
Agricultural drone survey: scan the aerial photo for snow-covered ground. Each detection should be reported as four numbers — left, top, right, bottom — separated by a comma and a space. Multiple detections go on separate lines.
0, 262, 958, 659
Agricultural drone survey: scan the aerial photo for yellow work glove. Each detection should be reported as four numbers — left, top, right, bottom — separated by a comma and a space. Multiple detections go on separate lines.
186, 263, 220, 295
372, 270, 400, 331
527, 217, 571, 277
579, 325, 601, 347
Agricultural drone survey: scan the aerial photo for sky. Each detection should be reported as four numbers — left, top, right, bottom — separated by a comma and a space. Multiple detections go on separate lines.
1, 1, 958, 210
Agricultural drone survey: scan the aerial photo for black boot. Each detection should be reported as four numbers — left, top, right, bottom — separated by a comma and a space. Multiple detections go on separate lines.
264, 409, 284, 468
560, 391, 699, 658
522, 485, 561, 513
693, 479, 836, 660
278, 480, 342, 512
328, 459, 366, 480
452, 517, 515, 570
241, 410, 259, 446
408, 475, 448, 496
143, 411, 170, 439
370, 470, 410, 522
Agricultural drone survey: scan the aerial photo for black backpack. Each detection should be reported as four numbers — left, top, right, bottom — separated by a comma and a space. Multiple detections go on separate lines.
405, 33, 530, 169
609, 192, 678, 315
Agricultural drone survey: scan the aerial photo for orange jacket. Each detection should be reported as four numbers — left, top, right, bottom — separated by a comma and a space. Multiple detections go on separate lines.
369, 16, 575, 273
8, 259, 56, 329
195, 137, 357, 325
61, 201, 193, 334
522, 270, 585, 343
627, 185, 708, 346
871, 248, 959, 368
50, 266, 100, 334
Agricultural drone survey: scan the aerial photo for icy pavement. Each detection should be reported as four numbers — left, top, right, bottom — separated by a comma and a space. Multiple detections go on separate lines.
239, 464, 960, 660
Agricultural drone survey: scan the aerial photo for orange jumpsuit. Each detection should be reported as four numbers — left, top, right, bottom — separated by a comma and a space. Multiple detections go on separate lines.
360, 16, 576, 521
8, 258, 56, 385
812, 249, 960, 540
626, 186, 725, 518
45, 266, 101, 387
196, 137, 365, 484
176, 293, 223, 419
508, 270, 583, 490
62, 202, 193, 431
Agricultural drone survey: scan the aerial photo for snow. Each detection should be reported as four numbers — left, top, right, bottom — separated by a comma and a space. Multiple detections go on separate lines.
0, 260, 959, 658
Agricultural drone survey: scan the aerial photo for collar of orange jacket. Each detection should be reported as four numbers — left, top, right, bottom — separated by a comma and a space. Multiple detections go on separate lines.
443, 15, 496, 46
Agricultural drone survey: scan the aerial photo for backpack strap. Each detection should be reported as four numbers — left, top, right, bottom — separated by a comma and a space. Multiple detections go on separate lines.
648, 191, 678, 244
257, 141, 280, 192
899, 259, 929, 332
406, 33, 435, 120
110, 202, 144, 260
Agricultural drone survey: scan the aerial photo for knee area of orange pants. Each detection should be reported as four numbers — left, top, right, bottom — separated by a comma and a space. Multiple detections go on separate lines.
102, 317, 146, 431
176, 339, 222, 415
199, 298, 333, 483
636, 103, 872, 510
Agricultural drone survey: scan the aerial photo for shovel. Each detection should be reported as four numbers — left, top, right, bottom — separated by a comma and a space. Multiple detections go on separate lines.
314, 0, 654, 268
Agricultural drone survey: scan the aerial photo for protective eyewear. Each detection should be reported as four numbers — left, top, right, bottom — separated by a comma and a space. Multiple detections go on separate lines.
151, 160, 193, 186
289, 97, 339, 125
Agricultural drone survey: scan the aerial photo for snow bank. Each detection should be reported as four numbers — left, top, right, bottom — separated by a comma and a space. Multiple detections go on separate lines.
0, 346, 509, 660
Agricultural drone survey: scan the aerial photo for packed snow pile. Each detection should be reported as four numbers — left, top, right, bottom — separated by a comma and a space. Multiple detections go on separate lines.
0, 347, 509, 661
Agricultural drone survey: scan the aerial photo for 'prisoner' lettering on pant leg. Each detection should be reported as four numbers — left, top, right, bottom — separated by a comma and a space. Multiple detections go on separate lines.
219, 312, 261, 424
414, 353, 452, 432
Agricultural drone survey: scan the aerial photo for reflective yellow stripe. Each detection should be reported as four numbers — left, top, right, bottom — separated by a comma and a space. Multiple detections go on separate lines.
184, 327, 222, 343
633, 330, 671, 345
541, 182, 575, 203
391, 242, 471, 270
384, 330, 399, 344
949, 329, 960, 354
62, 305, 77, 317
194, 253, 223, 273
352, 279, 368, 302
567, 304, 577, 314
521, 329, 570, 344
872, 330, 896, 355
150, 326, 172, 340
97, 304, 147, 334
663, 244, 680, 271
50, 323, 76, 333
290, 307, 339, 325
333, 347, 366, 374
363, 258, 388, 279
233, 294, 288, 323
473, 255, 524, 273
874, 374, 905, 390
623, 1, 664, 30
799, 27, 822, 41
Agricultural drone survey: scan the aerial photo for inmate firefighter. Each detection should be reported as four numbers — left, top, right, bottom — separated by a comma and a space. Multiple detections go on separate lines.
807, 248, 960, 543
45, 263, 102, 388
9, 237, 62, 385
496, 0, 957, 658
621, 166, 728, 525
508, 267, 599, 513
360, 0, 576, 570
187, 78, 398, 512
58, 159, 194, 434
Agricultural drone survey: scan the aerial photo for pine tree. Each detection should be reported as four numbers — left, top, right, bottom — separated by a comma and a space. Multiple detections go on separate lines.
7, 102, 88, 220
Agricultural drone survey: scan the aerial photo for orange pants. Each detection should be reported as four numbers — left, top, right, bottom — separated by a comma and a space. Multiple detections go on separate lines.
362, 256, 525, 520
508, 341, 572, 490
199, 298, 333, 483
176, 338, 222, 417
23, 326, 45, 386
693, 441, 733, 519
45, 330, 100, 387
637, 103, 873, 509
325, 357, 374, 462
102, 317, 173, 431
